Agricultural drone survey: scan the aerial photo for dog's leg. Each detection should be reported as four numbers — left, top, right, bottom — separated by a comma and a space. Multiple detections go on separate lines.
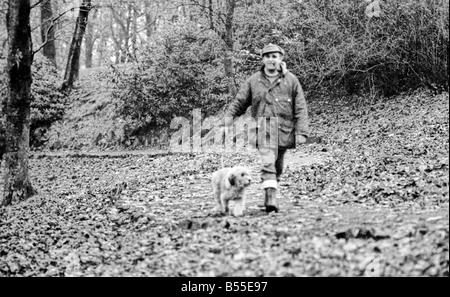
212, 188, 223, 212
233, 198, 245, 217
221, 193, 230, 214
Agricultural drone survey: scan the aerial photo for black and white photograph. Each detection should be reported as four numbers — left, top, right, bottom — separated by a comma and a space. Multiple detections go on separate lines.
0, 0, 448, 281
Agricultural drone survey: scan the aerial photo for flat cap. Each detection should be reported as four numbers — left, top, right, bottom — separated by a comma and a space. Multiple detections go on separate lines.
261, 43, 285, 56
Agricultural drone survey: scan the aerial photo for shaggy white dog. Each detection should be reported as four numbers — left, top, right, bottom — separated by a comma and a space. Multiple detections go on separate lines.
211, 166, 252, 216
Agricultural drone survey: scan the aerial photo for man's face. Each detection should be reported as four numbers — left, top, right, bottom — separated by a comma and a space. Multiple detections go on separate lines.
262, 52, 283, 72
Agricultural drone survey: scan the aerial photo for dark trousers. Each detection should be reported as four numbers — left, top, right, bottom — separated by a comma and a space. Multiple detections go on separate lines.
259, 147, 288, 189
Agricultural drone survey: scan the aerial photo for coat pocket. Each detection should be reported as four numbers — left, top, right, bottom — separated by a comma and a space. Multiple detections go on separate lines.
278, 120, 295, 148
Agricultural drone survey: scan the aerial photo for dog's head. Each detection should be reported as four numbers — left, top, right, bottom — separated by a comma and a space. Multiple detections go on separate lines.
228, 166, 252, 189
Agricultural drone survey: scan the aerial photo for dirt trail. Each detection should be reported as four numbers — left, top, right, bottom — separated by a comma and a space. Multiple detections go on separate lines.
0, 148, 448, 276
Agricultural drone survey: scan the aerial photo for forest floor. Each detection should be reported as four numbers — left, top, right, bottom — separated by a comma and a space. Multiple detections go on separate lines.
0, 80, 448, 276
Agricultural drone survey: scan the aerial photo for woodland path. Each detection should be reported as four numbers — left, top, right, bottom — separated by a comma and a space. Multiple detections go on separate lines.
0, 140, 448, 276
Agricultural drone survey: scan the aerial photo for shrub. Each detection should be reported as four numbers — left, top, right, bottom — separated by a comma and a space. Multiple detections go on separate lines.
30, 55, 66, 133
109, 20, 229, 133
235, 0, 449, 97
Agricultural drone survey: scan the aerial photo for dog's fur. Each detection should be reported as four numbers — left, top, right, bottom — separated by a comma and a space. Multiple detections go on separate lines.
211, 166, 252, 216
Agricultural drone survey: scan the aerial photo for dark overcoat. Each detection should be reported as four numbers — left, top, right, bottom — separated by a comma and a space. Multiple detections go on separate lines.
225, 67, 309, 149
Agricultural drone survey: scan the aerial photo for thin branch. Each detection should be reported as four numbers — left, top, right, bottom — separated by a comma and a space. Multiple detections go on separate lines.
31, 0, 45, 10
31, 6, 76, 33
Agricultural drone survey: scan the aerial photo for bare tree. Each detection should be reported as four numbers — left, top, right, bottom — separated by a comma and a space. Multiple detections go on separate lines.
189, 0, 238, 96
40, 0, 57, 67
109, 3, 135, 63
2, 0, 37, 206
208, 0, 214, 30
84, 7, 98, 68
223, 0, 236, 97
131, 5, 138, 58
61, 0, 92, 91
144, 0, 156, 38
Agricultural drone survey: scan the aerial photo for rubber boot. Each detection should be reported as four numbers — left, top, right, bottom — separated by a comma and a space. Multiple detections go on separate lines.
264, 187, 279, 213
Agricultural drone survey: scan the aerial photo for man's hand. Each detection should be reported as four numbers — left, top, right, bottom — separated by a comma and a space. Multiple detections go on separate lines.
296, 134, 307, 146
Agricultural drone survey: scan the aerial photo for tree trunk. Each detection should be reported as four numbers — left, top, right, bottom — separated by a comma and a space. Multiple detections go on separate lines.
61, 0, 92, 91
144, 0, 152, 39
124, 4, 132, 61
223, 0, 236, 98
108, 12, 121, 64
2, 0, 37, 206
208, 0, 214, 30
84, 8, 97, 69
96, 34, 105, 67
40, 0, 57, 67
109, 5, 132, 63
131, 6, 137, 59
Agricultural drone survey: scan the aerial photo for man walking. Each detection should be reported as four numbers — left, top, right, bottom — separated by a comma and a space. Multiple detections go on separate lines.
222, 43, 309, 213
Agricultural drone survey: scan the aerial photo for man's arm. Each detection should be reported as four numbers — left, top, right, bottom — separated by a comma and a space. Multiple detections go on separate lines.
223, 79, 252, 126
293, 79, 310, 140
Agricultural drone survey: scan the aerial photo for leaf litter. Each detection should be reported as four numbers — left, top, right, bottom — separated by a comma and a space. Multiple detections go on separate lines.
0, 90, 448, 276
